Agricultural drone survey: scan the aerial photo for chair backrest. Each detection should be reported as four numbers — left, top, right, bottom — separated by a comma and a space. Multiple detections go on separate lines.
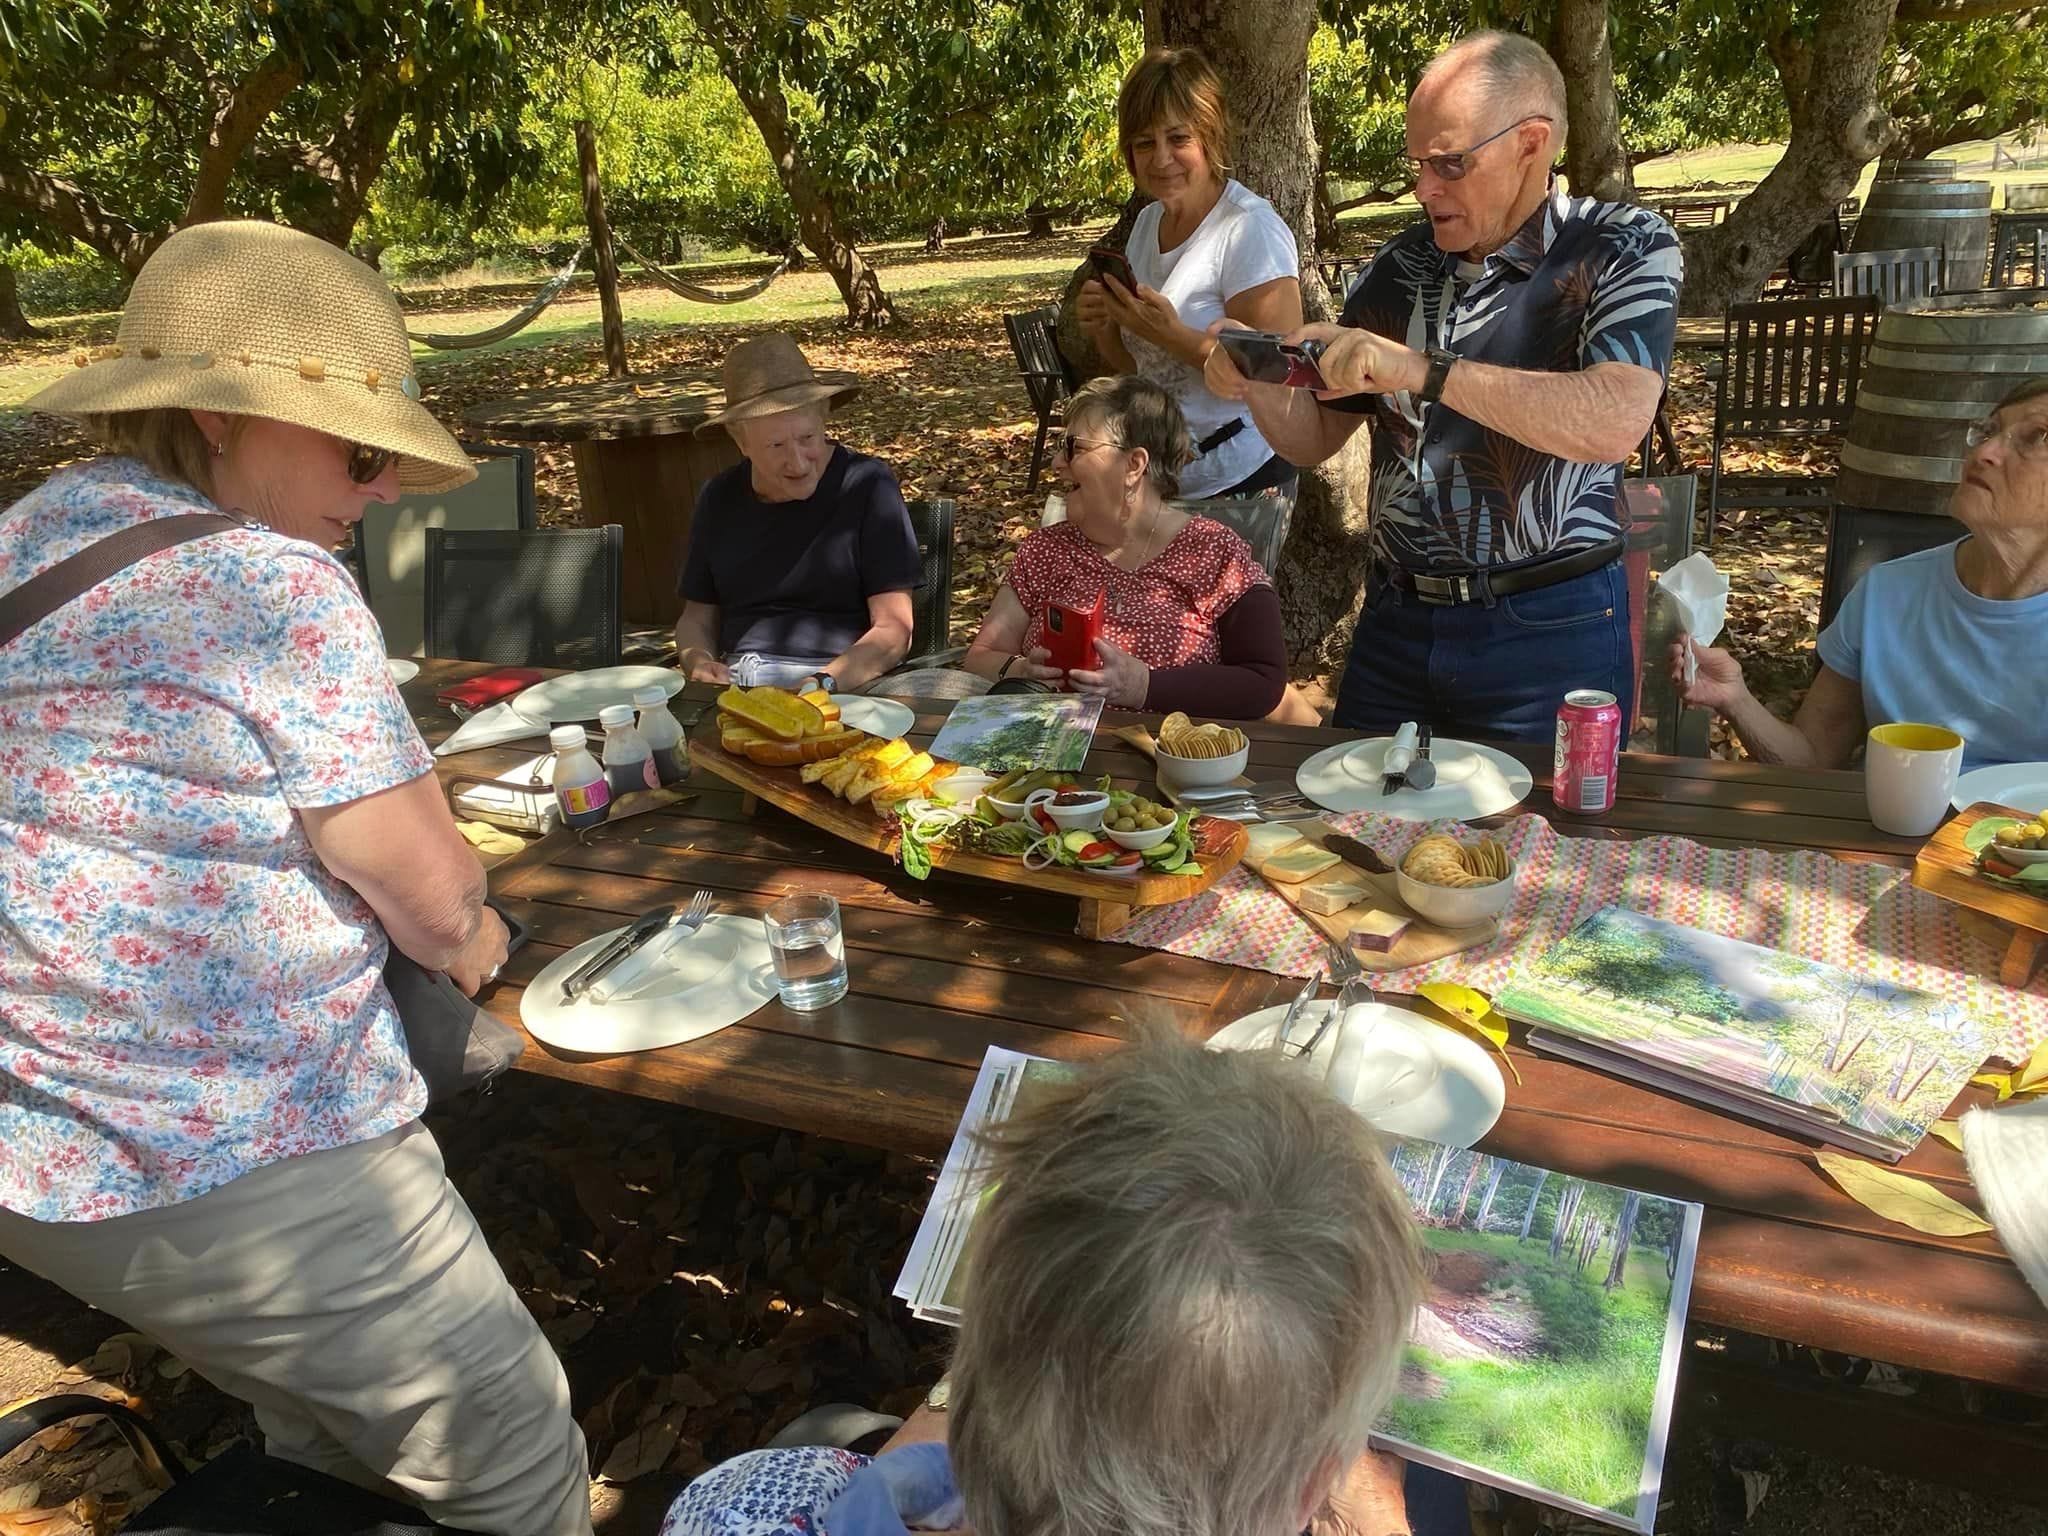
352, 443, 535, 657
1619, 475, 1708, 755
1787, 212, 1847, 285
1004, 307, 1074, 417
1718, 294, 1882, 439
1821, 505, 1961, 627
904, 498, 957, 660
423, 525, 623, 667
1314, 255, 1371, 302
1833, 246, 1943, 306
1173, 488, 1296, 577
1991, 216, 2048, 287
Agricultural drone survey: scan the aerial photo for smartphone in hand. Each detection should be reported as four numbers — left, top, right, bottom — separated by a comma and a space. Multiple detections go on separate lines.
1213, 329, 1330, 390
1086, 245, 1139, 294
1043, 592, 1106, 675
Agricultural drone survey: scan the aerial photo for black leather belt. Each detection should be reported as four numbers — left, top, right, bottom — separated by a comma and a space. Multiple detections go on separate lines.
1381, 537, 1625, 607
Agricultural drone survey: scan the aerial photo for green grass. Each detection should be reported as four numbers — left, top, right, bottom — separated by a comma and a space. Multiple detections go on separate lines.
1384, 1229, 1676, 1518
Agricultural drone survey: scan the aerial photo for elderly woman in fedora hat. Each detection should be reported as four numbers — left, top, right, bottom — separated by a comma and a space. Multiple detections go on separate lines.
0, 222, 592, 1536
673, 332, 921, 694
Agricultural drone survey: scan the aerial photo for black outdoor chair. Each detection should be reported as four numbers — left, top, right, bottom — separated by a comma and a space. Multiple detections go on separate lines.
1820, 504, 1962, 628
1991, 215, 2048, 288
1833, 246, 1942, 307
1620, 474, 1711, 757
1175, 486, 1297, 578
1634, 389, 1686, 477
1314, 254, 1372, 302
1703, 293, 1881, 546
423, 524, 623, 667
0, 1393, 452, 1535
900, 497, 961, 668
1004, 307, 1077, 493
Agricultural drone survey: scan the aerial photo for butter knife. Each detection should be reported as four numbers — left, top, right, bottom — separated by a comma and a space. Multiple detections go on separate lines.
560, 904, 675, 1002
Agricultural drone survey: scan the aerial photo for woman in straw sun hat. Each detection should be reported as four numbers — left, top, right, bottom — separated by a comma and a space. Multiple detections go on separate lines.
673, 330, 922, 694
0, 221, 592, 1536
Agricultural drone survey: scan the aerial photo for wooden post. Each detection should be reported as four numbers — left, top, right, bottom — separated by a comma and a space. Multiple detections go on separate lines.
575, 119, 628, 379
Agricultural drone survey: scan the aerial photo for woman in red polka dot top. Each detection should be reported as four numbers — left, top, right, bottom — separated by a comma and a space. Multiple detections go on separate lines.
963, 375, 1287, 719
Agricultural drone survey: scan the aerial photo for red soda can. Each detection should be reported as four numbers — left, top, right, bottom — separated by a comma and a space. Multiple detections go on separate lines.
1553, 689, 1622, 814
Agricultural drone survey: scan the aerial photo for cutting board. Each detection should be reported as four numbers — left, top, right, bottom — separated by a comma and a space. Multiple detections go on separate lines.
1251, 821, 1499, 972
1912, 800, 2048, 988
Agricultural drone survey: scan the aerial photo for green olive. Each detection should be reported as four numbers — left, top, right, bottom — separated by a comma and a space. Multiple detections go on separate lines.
1996, 826, 2026, 847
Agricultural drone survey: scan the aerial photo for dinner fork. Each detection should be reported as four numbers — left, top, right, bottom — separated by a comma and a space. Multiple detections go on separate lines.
586, 889, 715, 1003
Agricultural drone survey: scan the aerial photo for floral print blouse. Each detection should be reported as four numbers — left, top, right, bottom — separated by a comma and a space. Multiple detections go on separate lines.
0, 457, 431, 1222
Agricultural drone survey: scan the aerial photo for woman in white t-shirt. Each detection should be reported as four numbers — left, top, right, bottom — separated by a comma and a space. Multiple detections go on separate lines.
1078, 47, 1303, 501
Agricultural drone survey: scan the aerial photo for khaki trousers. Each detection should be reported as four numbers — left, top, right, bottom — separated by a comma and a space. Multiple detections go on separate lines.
0, 1122, 592, 1536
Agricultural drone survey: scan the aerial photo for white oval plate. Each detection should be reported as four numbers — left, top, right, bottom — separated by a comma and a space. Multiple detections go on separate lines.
520, 913, 778, 1055
837, 696, 916, 740
386, 658, 420, 685
1207, 1001, 1504, 1148
1296, 736, 1533, 820
511, 666, 685, 726
1953, 761, 2048, 817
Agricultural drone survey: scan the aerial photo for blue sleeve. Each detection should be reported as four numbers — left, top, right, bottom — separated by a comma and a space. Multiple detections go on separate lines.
853, 459, 921, 596
1582, 213, 1682, 379
1815, 570, 1868, 682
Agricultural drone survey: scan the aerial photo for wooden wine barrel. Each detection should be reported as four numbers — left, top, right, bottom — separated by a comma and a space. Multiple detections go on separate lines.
1851, 179, 1995, 291
2009, 183, 2048, 212
1877, 157, 1958, 182
1836, 292, 2048, 516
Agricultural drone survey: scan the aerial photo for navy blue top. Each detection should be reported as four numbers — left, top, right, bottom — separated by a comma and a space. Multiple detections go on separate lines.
679, 444, 920, 663
1327, 185, 1681, 572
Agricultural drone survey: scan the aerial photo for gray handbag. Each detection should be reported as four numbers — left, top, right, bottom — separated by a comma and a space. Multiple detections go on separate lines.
1, 513, 525, 1103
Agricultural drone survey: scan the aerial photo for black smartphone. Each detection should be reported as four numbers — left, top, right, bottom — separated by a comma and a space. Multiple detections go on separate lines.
1214, 329, 1329, 390
1087, 245, 1138, 293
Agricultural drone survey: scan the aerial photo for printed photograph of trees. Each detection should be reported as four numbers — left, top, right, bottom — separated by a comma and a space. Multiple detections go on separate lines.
1377, 1139, 1699, 1532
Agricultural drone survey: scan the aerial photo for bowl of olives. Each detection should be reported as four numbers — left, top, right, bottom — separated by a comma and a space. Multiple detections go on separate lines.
1986, 817, 2048, 866
1104, 795, 1179, 850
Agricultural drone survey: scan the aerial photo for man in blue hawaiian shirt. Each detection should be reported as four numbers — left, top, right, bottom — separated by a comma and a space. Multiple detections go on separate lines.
1211, 30, 1680, 741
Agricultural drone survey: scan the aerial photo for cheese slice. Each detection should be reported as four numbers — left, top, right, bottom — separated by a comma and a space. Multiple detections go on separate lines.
1246, 822, 1312, 863
1348, 908, 1412, 953
1296, 868, 1380, 916
1260, 845, 1343, 885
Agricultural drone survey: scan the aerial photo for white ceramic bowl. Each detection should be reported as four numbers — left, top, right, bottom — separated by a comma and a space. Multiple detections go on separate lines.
1028, 787, 1109, 832
1154, 742, 1251, 790
1105, 820, 1175, 851
1985, 843, 2048, 867
1395, 862, 1518, 929
986, 790, 1034, 821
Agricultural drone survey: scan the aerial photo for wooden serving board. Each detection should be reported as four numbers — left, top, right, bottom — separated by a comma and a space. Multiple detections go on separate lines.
1255, 822, 1499, 972
1912, 800, 2048, 988
690, 723, 1247, 939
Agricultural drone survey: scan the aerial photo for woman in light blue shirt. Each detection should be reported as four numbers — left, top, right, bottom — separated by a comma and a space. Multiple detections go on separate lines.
1674, 376, 2048, 772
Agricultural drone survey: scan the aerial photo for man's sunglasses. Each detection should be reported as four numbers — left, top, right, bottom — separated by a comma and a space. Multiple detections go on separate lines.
347, 442, 398, 485
1406, 115, 1552, 181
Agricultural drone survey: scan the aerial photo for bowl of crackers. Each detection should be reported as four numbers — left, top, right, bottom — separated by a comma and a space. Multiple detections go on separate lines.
1394, 834, 1517, 928
1153, 711, 1251, 789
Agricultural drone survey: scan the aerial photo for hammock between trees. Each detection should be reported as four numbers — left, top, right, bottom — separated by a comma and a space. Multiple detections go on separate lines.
407, 243, 590, 350
612, 235, 790, 304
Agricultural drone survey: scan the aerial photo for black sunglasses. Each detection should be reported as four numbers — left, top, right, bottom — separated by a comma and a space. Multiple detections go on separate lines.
1406, 115, 1552, 181
346, 442, 398, 485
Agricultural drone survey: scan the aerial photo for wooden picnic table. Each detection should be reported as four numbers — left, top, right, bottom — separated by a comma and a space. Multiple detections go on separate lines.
410, 660, 2048, 1416
461, 371, 860, 628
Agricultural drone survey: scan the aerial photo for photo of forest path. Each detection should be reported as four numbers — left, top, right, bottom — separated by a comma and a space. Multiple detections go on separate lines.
1380, 1140, 1696, 1528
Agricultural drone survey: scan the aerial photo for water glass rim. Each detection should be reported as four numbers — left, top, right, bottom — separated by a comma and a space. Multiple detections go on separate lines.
767, 890, 840, 922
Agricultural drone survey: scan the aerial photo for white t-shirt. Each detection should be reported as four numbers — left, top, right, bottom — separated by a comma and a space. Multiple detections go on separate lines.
1125, 180, 1299, 498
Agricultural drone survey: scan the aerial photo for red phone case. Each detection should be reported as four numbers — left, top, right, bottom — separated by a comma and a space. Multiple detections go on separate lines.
1043, 591, 1105, 674
436, 668, 547, 710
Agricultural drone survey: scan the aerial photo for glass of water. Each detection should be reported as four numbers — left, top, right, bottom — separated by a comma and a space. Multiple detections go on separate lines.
764, 892, 849, 1011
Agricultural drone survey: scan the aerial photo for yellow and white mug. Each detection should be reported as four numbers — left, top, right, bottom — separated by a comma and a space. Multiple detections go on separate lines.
1865, 723, 1964, 838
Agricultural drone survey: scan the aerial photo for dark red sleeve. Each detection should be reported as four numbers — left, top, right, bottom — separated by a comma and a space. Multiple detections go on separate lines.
1143, 584, 1286, 721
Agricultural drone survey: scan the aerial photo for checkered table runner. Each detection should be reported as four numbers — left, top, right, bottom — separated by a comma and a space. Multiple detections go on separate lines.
1112, 811, 2047, 1064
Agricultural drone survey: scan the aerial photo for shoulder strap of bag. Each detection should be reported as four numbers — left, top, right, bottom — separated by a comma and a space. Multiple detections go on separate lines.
0, 512, 244, 650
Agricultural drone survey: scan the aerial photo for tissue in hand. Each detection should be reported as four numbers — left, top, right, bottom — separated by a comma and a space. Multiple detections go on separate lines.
1657, 553, 1730, 686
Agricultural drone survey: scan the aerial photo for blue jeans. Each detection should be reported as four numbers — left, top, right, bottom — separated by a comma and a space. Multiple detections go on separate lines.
1333, 560, 1634, 743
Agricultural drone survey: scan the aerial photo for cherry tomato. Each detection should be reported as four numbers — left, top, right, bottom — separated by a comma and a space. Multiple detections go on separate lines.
1111, 850, 1144, 868
1078, 840, 1115, 861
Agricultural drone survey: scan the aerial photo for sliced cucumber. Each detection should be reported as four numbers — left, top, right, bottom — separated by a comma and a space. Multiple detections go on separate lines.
1061, 828, 1095, 854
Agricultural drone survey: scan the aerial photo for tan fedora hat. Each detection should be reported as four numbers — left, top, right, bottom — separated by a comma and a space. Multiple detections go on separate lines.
27, 220, 474, 494
699, 333, 853, 432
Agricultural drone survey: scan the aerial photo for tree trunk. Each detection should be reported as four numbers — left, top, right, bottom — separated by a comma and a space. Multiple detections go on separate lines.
708, 36, 896, 329
1451, 1153, 1488, 1226
184, 51, 305, 227
1421, 1144, 1453, 1217
0, 263, 41, 339
1518, 1169, 1551, 1241
1025, 202, 1057, 239
1475, 1160, 1507, 1232
1057, 191, 1150, 382
1157, 0, 1372, 677
1550, 0, 1634, 202
1678, 0, 1899, 313
1313, 143, 1339, 253
576, 120, 630, 379
1549, 1179, 1584, 1260
1605, 1191, 1642, 1290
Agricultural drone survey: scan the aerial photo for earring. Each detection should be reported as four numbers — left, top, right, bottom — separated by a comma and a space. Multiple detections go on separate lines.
211, 439, 225, 458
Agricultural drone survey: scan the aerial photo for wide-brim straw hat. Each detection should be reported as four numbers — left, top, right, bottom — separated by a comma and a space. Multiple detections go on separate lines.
28, 220, 474, 494
698, 332, 856, 432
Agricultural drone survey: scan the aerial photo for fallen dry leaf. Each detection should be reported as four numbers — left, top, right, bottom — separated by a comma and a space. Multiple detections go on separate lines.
596, 1409, 684, 1484
0, 1487, 42, 1516
1817, 1149, 1993, 1237
1928, 1119, 1966, 1151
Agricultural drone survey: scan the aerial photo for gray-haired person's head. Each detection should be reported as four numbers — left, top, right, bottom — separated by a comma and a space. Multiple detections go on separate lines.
948, 1034, 1424, 1536
1419, 30, 1568, 127
1065, 374, 1196, 501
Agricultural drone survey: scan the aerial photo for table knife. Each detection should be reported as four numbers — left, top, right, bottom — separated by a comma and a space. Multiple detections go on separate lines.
560, 904, 676, 1002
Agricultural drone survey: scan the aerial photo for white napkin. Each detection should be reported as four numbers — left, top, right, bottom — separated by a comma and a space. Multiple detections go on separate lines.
1963, 1099, 2048, 1309
432, 701, 555, 757
1657, 553, 1730, 686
